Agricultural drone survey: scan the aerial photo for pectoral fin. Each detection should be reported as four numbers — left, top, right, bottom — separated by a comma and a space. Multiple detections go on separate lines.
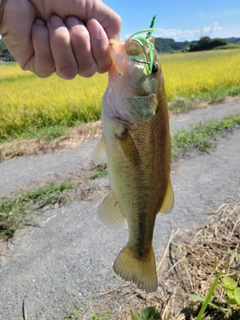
97, 193, 125, 230
159, 180, 174, 214
93, 135, 106, 165
115, 128, 140, 164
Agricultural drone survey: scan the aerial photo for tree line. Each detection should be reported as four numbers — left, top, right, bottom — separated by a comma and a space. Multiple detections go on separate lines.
154, 36, 239, 53
0, 39, 15, 61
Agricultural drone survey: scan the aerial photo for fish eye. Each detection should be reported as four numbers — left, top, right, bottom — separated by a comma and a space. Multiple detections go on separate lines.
151, 63, 158, 73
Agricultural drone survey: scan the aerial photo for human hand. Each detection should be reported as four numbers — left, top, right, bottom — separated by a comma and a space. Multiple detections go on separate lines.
0, 0, 121, 79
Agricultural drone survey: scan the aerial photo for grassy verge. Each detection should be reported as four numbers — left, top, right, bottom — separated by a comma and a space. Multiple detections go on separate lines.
1, 115, 240, 242
0, 121, 103, 161
0, 182, 75, 242
214, 43, 240, 50
171, 114, 240, 160
17, 125, 68, 141
169, 86, 240, 114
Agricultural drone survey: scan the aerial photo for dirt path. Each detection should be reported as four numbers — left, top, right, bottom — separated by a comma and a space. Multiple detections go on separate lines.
0, 101, 239, 319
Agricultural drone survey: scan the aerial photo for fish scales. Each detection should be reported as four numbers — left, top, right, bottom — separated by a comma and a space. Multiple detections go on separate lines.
94, 34, 174, 292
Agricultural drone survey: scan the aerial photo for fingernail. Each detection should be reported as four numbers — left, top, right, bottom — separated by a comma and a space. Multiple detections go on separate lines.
48, 15, 64, 27
35, 18, 46, 26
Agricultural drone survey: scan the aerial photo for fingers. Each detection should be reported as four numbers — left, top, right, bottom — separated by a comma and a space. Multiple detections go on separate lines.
31, 19, 55, 77
30, 14, 118, 79
89, 1, 122, 41
87, 19, 111, 74
47, 15, 78, 79
65, 16, 97, 77
47, 16, 112, 78
0, 0, 121, 79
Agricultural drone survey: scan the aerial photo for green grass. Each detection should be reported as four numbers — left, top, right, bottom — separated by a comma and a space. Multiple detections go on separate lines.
1, 49, 240, 142
0, 181, 75, 242
0, 74, 35, 83
18, 124, 68, 141
0, 71, 104, 142
171, 114, 240, 160
62, 306, 162, 320
169, 85, 240, 114
89, 167, 108, 180
214, 43, 240, 50
190, 85, 240, 102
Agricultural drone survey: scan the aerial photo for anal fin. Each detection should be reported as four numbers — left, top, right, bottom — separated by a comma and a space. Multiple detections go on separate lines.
97, 193, 125, 230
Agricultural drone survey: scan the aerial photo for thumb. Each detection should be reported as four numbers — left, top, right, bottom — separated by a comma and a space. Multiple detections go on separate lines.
85, 1, 121, 40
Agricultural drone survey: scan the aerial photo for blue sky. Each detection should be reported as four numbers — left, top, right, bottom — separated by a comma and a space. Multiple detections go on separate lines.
104, 0, 240, 41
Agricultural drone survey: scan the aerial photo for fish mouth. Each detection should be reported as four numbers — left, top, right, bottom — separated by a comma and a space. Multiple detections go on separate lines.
109, 40, 127, 75
109, 30, 159, 76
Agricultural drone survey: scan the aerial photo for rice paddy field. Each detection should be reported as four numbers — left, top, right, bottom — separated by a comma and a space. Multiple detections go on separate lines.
0, 49, 240, 141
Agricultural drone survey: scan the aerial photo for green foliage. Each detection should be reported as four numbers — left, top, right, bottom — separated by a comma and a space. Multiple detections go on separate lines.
130, 307, 162, 320
171, 114, 240, 160
189, 36, 227, 52
62, 305, 82, 320
0, 39, 15, 61
221, 276, 240, 306
89, 314, 110, 320
214, 43, 240, 50
184, 270, 229, 319
89, 168, 108, 180
63, 305, 112, 320
19, 124, 68, 141
154, 36, 238, 53
0, 182, 75, 241
154, 37, 195, 53
22, 301, 28, 320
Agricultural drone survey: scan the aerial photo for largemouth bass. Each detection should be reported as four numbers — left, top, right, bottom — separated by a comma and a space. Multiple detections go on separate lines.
94, 28, 174, 292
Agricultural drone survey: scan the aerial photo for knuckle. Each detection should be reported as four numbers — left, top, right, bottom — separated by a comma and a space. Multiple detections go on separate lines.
56, 63, 78, 80
97, 63, 111, 74
78, 62, 97, 78
78, 68, 97, 78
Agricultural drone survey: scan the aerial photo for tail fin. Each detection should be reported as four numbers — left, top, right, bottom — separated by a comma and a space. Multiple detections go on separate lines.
113, 244, 157, 292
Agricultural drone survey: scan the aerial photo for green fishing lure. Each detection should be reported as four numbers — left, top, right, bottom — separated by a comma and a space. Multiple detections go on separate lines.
128, 15, 159, 74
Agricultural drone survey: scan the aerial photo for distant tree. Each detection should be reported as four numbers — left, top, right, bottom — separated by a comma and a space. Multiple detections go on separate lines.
189, 36, 227, 51
206, 38, 227, 49
0, 39, 15, 61
154, 38, 197, 53
152, 36, 228, 53
198, 36, 211, 46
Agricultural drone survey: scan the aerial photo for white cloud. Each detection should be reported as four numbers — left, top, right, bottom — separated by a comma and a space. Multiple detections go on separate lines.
151, 22, 222, 42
